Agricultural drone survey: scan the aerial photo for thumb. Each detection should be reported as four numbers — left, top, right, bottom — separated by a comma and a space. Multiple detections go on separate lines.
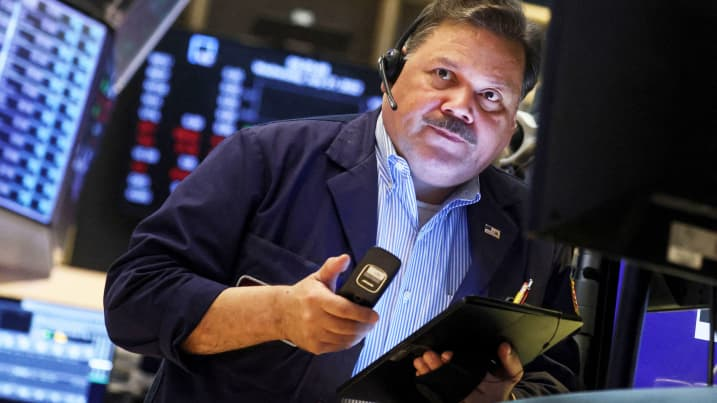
498, 342, 523, 382
316, 254, 351, 291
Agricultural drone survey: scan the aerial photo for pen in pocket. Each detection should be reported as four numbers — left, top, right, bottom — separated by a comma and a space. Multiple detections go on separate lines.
513, 278, 533, 304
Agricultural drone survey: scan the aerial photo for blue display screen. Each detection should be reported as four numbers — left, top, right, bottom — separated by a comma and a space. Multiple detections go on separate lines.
120, 29, 382, 215
635, 309, 716, 387
0, 0, 109, 223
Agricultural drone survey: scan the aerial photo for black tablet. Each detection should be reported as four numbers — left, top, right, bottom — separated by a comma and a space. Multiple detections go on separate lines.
337, 296, 583, 402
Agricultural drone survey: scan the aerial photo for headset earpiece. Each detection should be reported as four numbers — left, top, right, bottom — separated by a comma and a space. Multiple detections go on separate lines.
381, 48, 405, 84
378, 14, 423, 111
378, 48, 405, 110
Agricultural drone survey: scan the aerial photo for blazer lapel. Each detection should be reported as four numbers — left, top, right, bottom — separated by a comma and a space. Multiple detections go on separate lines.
452, 169, 521, 301
325, 111, 380, 263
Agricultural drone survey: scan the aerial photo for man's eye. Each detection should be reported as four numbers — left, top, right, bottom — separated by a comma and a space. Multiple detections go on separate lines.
436, 68, 453, 81
483, 90, 501, 102
479, 90, 504, 112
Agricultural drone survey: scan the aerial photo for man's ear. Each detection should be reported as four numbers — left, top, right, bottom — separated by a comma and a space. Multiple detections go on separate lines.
380, 81, 387, 94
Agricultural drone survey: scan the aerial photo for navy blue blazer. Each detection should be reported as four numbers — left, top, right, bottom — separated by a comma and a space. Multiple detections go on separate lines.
104, 109, 578, 402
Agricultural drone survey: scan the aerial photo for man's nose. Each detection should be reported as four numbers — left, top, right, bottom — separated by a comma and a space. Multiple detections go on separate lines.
441, 86, 475, 125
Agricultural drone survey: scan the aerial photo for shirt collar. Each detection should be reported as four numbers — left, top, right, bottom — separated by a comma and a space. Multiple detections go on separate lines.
375, 111, 397, 171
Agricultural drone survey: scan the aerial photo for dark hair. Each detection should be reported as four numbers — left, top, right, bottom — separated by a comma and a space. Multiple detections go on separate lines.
404, 0, 541, 98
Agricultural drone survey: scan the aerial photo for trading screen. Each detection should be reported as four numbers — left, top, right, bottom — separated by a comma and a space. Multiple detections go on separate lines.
0, 0, 109, 224
120, 29, 382, 215
0, 297, 114, 403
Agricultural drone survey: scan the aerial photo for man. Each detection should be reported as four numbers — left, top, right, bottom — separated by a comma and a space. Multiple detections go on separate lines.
104, 1, 578, 402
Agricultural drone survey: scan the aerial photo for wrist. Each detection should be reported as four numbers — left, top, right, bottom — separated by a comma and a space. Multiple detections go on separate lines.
271, 285, 293, 341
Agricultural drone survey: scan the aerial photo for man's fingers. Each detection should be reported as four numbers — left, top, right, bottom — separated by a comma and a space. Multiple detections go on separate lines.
497, 342, 523, 381
413, 356, 431, 376
422, 350, 445, 370
283, 254, 382, 353
321, 314, 376, 336
315, 329, 366, 348
323, 297, 379, 324
315, 254, 351, 290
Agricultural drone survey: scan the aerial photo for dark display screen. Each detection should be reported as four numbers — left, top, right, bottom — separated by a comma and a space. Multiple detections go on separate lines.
0, 0, 110, 224
120, 29, 382, 215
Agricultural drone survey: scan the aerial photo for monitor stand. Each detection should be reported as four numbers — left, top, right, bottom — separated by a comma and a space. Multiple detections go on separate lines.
0, 209, 54, 282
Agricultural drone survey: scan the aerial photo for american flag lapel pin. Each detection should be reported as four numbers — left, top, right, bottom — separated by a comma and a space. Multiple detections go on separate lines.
484, 224, 501, 239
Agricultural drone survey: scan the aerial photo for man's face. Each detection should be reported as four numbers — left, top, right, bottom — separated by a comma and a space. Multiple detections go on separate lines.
381, 21, 525, 203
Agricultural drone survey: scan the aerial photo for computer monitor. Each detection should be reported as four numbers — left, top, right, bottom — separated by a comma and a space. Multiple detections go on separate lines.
0, 0, 114, 280
528, 0, 717, 286
0, 296, 115, 403
117, 28, 383, 217
102, 0, 190, 95
529, 0, 717, 390
58, 0, 190, 95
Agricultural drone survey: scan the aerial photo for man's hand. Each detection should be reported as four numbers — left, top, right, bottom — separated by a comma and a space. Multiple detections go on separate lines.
181, 254, 378, 356
277, 254, 379, 354
413, 342, 523, 402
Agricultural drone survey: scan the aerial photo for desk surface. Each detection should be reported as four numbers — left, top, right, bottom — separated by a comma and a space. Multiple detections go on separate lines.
0, 265, 106, 310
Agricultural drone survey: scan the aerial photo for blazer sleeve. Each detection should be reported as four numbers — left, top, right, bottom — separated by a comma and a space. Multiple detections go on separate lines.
103, 128, 266, 370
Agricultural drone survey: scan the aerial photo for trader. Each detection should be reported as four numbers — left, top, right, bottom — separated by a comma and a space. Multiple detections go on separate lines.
104, 0, 578, 401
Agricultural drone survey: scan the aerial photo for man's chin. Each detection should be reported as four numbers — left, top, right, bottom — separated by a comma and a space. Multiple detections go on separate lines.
414, 169, 476, 190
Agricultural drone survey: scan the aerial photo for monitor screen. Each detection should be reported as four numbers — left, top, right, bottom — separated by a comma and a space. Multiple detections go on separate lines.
0, 297, 115, 403
634, 309, 715, 387
528, 0, 716, 285
118, 28, 382, 216
105, 0, 189, 95
0, 0, 111, 224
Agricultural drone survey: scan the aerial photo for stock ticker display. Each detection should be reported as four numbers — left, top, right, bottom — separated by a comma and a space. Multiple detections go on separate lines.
120, 29, 382, 215
0, 0, 110, 224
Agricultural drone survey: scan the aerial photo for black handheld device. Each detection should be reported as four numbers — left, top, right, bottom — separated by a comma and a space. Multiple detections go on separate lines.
338, 246, 401, 307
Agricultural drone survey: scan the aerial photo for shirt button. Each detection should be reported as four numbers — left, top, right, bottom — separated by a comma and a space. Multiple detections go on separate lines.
402, 290, 411, 302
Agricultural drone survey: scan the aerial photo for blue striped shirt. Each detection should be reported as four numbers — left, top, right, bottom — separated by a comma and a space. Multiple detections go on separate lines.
352, 113, 482, 375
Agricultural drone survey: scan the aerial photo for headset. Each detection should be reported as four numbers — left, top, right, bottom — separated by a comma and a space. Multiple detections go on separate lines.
378, 14, 425, 110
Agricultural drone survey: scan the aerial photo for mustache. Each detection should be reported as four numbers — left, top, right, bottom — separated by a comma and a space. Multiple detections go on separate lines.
423, 116, 476, 145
